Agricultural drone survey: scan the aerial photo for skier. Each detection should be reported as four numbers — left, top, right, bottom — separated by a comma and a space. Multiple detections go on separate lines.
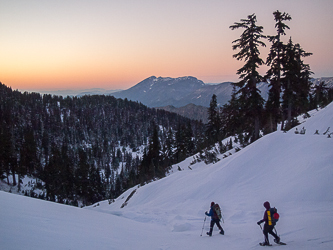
205, 202, 224, 236
257, 201, 280, 246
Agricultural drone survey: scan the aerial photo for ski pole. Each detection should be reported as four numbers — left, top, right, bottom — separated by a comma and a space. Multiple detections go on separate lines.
200, 216, 207, 236
259, 224, 262, 230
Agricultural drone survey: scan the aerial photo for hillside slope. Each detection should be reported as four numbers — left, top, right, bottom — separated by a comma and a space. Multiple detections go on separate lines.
90, 102, 333, 249
1, 103, 332, 250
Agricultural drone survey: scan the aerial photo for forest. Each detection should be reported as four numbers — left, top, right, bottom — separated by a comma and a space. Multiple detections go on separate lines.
0, 83, 208, 205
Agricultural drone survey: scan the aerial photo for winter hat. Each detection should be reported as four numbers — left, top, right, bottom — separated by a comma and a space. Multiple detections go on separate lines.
211, 202, 215, 207
263, 201, 270, 209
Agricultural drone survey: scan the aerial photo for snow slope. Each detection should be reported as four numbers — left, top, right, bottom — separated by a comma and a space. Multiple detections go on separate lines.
1, 103, 332, 250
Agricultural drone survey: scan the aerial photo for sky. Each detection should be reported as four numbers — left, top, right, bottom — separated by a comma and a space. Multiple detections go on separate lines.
1, 0, 333, 92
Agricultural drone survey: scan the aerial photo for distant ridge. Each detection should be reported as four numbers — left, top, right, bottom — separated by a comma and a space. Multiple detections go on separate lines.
156, 103, 208, 123
110, 76, 270, 108
111, 76, 205, 107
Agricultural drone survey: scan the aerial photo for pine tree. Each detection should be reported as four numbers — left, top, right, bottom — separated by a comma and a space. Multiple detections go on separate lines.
230, 14, 266, 141
148, 123, 161, 178
206, 94, 221, 144
265, 10, 292, 133
75, 149, 90, 205
312, 81, 331, 108
281, 38, 312, 130
221, 85, 243, 137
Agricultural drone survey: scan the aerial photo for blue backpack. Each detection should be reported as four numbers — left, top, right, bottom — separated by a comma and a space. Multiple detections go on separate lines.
268, 207, 279, 226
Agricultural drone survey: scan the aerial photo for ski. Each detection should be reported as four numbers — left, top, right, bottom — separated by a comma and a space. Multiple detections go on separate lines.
274, 239, 287, 245
259, 242, 287, 246
276, 242, 287, 245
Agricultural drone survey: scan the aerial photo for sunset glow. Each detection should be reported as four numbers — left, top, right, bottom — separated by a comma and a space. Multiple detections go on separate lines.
1, 0, 332, 92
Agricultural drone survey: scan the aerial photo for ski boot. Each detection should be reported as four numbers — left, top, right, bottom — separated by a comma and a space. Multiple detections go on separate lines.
259, 241, 272, 246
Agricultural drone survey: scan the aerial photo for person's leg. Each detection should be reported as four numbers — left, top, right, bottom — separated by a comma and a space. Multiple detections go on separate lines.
268, 227, 280, 243
263, 224, 270, 245
216, 220, 224, 234
207, 220, 215, 236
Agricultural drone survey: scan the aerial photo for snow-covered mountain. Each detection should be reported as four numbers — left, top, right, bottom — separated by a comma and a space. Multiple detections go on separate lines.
311, 77, 333, 88
1, 102, 332, 250
111, 76, 206, 107
111, 76, 242, 108
111, 76, 333, 108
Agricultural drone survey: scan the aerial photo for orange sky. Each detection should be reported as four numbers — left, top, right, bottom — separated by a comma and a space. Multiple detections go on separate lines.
1, 0, 333, 92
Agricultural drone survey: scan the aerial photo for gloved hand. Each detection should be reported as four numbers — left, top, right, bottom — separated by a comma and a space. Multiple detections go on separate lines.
205, 211, 208, 216
257, 220, 262, 225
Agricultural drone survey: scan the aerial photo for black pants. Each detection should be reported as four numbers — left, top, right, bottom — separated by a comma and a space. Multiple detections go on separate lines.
263, 224, 279, 243
209, 219, 223, 234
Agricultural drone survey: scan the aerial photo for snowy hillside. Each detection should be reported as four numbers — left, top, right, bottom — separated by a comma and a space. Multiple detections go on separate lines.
1, 103, 332, 250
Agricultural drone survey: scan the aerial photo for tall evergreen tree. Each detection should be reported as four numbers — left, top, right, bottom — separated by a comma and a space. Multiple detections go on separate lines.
281, 38, 312, 130
265, 11, 292, 133
221, 85, 243, 137
206, 94, 221, 144
311, 81, 331, 108
149, 123, 161, 178
75, 149, 90, 205
230, 14, 266, 141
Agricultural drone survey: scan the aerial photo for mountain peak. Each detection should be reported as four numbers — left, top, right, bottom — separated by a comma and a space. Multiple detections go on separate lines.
112, 76, 205, 107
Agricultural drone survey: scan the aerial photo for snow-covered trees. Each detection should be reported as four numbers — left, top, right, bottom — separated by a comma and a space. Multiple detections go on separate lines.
0, 83, 206, 205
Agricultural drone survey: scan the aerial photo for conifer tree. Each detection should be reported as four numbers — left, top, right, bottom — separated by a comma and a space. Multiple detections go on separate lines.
312, 81, 331, 108
265, 11, 292, 133
221, 85, 243, 137
230, 14, 266, 141
149, 123, 161, 178
281, 38, 312, 130
206, 94, 221, 144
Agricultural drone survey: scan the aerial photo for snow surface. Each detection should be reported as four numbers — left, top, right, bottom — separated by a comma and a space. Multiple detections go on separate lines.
1, 103, 333, 250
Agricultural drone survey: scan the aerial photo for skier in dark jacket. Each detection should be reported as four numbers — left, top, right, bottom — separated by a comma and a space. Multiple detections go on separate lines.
257, 201, 280, 246
205, 202, 224, 236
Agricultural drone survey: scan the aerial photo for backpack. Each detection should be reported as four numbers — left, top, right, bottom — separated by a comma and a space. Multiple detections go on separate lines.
268, 207, 279, 226
213, 203, 222, 220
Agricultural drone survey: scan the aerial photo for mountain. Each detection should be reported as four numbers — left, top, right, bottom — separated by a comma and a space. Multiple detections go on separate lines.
22, 88, 122, 97
1, 102, 332, 250
111, 76, 270, 108
111, 76, 205, 107
111, 76, 333, 109
311, 77, 333, 88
